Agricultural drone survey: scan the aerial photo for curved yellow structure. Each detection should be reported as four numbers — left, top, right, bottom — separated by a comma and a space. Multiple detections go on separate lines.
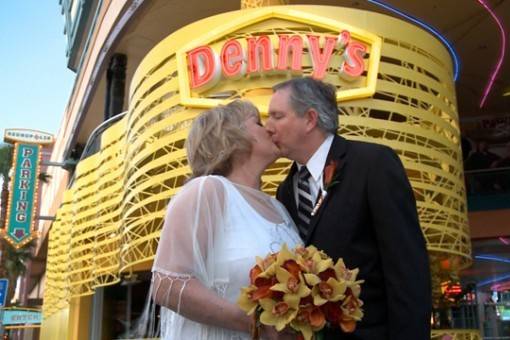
431, 329, 481, 340
43, 6, 469, 321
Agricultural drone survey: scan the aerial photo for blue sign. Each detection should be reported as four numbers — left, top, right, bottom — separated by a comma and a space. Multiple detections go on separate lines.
4, 143, 41, 247
0, 279, 8, 307
2, 309, 41, 325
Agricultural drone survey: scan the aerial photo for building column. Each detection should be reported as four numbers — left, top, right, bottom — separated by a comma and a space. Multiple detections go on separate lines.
104, 54, 127, 121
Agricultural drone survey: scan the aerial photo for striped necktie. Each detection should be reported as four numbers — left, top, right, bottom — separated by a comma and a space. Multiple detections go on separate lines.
297, 166, 313, 239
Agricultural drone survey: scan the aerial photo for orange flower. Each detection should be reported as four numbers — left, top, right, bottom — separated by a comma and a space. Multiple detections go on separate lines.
283, 259, 302, 279
291, 305, 326, 340
340, 317, 357, 333
323, 160, 340, 190
252, 276, 277, 300
323, 160, 338, 186
250, 265, 263, 284
309, 307, 326, 328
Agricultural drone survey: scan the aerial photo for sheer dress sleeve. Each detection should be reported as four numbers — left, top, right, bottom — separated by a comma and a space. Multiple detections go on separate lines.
152, 176, 228, 313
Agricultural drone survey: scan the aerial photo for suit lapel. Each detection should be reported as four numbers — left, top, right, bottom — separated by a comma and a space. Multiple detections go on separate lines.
304, 135, 348, 245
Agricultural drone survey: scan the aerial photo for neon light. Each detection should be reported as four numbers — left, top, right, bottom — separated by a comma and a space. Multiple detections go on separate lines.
276, 35, 303, 72
477, 0, 507, 108
220, 39, 245, 78
188, 46, 219, 89
247, 36, 274, 74
475, 255, 510, 264
341, 41, 367, 78
307, 35, 338, 79
477, 273, 510, 288
491, 281, 510, 291
500, 237, 510, 245
186, 32, 370, 90
366, 0, 460, 81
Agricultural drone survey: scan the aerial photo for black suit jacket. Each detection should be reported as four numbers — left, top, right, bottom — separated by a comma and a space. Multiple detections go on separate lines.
276, 135, 431, 340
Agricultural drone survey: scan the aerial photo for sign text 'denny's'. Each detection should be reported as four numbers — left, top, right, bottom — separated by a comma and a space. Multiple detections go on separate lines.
187, 32, 367, 90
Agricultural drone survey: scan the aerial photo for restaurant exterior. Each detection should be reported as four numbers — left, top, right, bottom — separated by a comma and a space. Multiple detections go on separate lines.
37, 1, 475, 339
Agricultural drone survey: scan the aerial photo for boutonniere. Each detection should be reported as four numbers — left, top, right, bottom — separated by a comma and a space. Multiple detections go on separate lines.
311, 160, 341, 216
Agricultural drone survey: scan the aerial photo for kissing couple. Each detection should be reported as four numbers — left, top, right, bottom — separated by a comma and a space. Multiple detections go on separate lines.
151, 77, 431, 340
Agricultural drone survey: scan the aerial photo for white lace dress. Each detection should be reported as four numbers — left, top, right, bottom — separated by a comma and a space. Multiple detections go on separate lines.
152, 175, 302, 339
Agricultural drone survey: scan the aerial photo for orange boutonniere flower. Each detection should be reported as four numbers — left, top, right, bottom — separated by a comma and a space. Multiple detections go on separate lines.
311, 160, 341, 216
323, 160, 340, 190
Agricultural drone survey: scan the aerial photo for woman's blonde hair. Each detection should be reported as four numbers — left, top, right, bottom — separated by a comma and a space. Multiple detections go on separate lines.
186, 100, 260, 177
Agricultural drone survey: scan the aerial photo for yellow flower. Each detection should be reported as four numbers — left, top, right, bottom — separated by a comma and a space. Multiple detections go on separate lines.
271, 267, 311, 306
295, 245, 319, 260
334, 259, 363, 285
347, 281, 363, 298
276, 243, 297, 266
305, 274, 347, 306
259, 295, 299, 331
339, 295, 364, 333
342, 293, 364, 320
298, 250, 333, 274
255, 254, 278, 278
237, 286, 258, 315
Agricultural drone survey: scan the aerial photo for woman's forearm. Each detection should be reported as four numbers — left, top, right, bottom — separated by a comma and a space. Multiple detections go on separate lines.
153, 275, 251, 333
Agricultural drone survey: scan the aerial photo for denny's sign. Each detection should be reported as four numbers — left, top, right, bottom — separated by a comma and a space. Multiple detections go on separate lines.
176, 8, 382, 110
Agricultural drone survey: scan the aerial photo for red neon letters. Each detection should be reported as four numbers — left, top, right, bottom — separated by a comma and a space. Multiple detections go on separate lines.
187, 31, 367, 90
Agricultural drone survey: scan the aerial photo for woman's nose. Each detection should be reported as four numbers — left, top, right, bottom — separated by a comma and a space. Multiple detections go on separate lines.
264, 120, 274, 134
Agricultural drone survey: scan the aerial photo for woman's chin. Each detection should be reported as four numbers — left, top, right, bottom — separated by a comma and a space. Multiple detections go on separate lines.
271, 152, 282, 163
273, 146, 283, 159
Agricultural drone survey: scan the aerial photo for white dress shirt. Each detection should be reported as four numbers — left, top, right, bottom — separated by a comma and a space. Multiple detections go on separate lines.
293, 134, 334, 207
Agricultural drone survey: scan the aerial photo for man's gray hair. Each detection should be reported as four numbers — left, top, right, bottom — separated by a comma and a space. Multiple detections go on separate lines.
273, 77, 339, 134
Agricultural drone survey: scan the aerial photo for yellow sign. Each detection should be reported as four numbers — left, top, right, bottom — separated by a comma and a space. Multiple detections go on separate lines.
176, 7, 382, 111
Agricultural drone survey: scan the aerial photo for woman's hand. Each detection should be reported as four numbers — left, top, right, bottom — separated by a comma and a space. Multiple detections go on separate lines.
260, 325, 296, 339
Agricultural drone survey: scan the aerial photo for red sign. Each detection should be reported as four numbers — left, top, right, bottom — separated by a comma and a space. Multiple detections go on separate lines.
187, 31, 367, 91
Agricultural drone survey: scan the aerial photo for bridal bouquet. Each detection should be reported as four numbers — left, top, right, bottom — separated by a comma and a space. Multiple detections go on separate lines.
238, 244, 364, 340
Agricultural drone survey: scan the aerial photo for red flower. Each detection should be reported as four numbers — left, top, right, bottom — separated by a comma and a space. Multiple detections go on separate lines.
318, 268, 336, 282
323, 160, 340, 190
323, 301, 342, 324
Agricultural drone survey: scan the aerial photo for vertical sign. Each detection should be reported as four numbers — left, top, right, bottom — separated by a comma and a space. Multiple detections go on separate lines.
4, 143, 41, 248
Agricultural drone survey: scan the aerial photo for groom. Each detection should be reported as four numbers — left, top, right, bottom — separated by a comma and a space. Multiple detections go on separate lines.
266, 77, 431, 340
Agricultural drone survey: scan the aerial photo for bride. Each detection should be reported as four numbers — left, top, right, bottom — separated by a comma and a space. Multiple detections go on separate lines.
151, 100, 302, 339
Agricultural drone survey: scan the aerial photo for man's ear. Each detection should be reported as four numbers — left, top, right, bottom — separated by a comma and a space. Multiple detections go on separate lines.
304, 108, 319, 132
